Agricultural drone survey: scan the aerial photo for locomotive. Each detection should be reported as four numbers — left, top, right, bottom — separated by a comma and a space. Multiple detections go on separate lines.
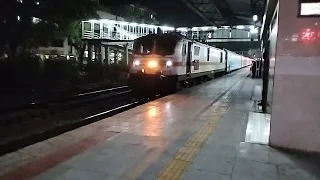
128, 33, 252, 95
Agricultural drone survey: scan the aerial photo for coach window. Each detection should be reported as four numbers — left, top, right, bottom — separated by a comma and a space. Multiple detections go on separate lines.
194, 46, 200, 55
182, 44, 186, 56
207, 48, 210, 61
220, 52, 223, 63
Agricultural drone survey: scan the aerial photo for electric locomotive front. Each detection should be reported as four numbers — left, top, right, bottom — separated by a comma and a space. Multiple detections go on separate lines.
128, 34, 181, 94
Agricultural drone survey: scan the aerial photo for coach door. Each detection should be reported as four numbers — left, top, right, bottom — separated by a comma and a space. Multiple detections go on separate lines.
224, 50, 229, 73
186, 42, 192, 74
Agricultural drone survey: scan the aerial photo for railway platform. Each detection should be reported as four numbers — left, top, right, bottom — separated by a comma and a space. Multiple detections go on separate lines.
0, 68, 319, 180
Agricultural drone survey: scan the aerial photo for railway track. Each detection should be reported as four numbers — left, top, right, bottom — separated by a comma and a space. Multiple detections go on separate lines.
0, 86, 144, 155
0, 86, 131, 125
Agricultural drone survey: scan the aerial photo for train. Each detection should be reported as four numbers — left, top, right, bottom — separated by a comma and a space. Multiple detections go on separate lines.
128, 33, 253, 95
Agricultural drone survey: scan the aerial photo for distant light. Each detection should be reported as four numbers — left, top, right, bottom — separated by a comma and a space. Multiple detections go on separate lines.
133, 60, 140, 66
236, 25, 244, 29
161, 26, 174, 31
147, 61, 158, 68
249, 25, 254, 29
88, 19, 99, 23
177, 27, 188, 32
201, 26, 209, 31
147, 24, 155, 28
150, 14, 153, 18
32, 17, 40, 24
253, 15, 258, 22
250, 28, 258, 34
130, 22, 138, 26
300, 28, 316, 42
17, 16, 20, 21
17, 0, 23, 3
36, 1, 39, 5
193, 26, 218, 30
192, 27, 198, 31
300, 2, 320, 16
118, 21, 128, 25
166, 61, 172, 67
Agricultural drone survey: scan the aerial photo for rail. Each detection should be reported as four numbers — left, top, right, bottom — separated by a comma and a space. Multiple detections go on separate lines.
0, 86, 130, 116
0, 90, 141, 155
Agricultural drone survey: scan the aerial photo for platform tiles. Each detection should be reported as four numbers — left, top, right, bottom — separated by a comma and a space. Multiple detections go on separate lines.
154, 69, 249, 180
182, 78, 319, 180
0, 69, 250, 180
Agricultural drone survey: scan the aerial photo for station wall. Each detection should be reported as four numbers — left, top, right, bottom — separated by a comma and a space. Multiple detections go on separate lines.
269, 0, 320, 153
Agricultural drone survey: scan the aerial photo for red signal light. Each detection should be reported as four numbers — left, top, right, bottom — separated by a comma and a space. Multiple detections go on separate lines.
300, 29, 317, 42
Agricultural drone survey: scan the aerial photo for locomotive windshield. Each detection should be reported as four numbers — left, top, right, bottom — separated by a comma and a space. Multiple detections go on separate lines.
133, 35, 177, 56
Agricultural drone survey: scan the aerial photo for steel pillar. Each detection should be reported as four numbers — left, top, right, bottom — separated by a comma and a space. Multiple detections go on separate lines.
88, 43, 93, 61
124, 44, 129, 65
105, 46, 110, 65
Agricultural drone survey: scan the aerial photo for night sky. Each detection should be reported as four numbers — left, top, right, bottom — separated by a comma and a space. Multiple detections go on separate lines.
101, 0, 209, 27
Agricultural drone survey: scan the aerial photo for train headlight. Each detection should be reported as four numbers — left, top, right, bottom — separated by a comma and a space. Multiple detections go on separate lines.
147, 60, 158, 68
166, 60, 173, 67
133, 60, 140, 66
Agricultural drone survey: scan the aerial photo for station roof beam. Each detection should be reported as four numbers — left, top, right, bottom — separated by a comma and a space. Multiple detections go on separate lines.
181, 0, 266, 26
180, 0, 224, 26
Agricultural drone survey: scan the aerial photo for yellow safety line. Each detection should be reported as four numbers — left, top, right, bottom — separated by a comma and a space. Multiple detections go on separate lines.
155, 112, 227, 180
154, 72, 248, 180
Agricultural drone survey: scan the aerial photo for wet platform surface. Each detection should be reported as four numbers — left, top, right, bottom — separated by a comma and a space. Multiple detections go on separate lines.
1, 68, 319, 180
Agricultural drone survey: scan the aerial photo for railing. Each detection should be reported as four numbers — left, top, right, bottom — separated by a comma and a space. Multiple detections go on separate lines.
82, 19, 176, 41
82, 30, 162, 41
82, 30, 139, 40
82, 31, 101, 39
207, 38, 259, 42
82, 19, 259, 42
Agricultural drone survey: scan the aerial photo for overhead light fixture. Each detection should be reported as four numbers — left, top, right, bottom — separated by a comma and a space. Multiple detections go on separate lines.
300, 2, 320, 16
236, 25, 244, 29
201, 26, 209, 31
177, 27, 188, 32
88, 19, 99, 23
161, 26, 174, 31
191, 27, 198, 31
253, 15, 258, 22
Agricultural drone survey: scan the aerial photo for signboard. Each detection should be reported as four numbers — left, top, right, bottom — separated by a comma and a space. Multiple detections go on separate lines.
299, 0, 320, 16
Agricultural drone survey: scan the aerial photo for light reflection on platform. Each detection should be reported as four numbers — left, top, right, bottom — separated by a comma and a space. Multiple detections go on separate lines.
245, 112, 271, 144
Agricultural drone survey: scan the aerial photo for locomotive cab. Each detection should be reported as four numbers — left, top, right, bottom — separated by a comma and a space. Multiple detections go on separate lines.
128, 34, 181, 95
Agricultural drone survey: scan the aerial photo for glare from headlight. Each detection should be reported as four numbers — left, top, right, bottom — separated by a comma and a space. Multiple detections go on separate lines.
133, 60, 140, 66
166, 60, 173, 67
147, 61, 158, 68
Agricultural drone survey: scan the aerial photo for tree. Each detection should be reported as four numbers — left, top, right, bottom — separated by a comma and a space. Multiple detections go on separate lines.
0, 0, 98, 59
44, 0, 98, 66
66, 21, 86, 67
